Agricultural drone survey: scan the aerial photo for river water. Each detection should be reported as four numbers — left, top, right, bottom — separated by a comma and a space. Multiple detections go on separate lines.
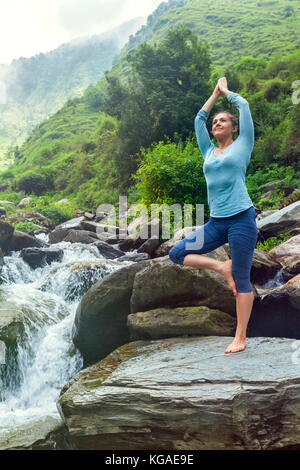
0, 236, 129, 448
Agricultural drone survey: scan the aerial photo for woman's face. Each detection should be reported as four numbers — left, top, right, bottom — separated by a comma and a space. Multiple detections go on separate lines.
212, 113, 237, 139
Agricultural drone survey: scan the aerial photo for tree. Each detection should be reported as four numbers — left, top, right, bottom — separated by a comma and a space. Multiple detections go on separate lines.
126, 25, 212, 142
102, 26, 212, 185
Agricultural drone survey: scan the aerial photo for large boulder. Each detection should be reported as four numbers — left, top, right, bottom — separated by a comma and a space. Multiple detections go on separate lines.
4, 230, 49, 254
130, 251, 236, 317
6, 211, 54, 230
268, 234, 300, 274
118, 218, 162, 252
55, 217, 85, 230
72, 260, 150, 365
58, 336, 300, 450
20, 247, 64, 269
0, 220, 14, 253
127, 306, 236, 340
72, 251, 237, 366
251, 248, 284, 286
63, 230, 98, 244
256, 200, 300, 238
91, 240, 125, 260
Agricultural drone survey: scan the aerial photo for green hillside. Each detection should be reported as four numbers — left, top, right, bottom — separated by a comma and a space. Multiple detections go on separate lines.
113, 0, 300, 81
0, 0, 299, 226
0, 16, 145, 163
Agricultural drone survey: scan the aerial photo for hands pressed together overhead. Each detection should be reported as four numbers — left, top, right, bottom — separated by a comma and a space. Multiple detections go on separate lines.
213, 77, 229, 98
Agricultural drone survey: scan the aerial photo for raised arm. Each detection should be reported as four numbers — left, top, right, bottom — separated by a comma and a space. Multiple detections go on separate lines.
225, 92, 254, 149
194, 91, 219, 158
217, 77, 254, 149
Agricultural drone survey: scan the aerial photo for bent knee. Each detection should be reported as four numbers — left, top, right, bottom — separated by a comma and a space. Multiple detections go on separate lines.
169, 246, 184, 265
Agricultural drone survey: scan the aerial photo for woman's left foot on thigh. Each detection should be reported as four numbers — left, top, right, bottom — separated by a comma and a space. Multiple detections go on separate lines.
224, 336, 246, 354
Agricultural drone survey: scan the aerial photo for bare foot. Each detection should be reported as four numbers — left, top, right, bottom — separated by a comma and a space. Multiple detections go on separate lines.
218, 259, 237, 297
224, 337, 246, 354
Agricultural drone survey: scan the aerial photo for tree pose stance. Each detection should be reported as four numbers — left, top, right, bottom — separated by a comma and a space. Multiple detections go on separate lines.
169, 77, 258, 354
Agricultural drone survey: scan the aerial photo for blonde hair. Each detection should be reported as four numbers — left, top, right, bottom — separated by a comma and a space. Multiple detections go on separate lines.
212, 110, 238, 137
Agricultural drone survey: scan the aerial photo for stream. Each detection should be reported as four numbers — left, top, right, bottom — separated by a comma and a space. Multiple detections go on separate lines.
0, 235, 131, 448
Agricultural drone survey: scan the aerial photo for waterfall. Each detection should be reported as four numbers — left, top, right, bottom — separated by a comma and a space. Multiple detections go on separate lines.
0, 236, 129, 447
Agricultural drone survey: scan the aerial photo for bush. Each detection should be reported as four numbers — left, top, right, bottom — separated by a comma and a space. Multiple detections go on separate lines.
256, 233, 294, 252
38, 205, 75, 225
18, 172, 53, 195
14, 221, 41, 232
132, 137, 209, 223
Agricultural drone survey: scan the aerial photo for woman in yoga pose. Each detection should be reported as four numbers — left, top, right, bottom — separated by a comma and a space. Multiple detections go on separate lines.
169, 77, 258, 354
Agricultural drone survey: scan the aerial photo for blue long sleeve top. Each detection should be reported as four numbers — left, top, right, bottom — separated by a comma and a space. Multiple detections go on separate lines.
194, 92, 255, 217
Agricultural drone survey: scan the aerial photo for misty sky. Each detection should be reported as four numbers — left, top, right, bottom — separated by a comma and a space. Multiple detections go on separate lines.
0, 0, 163, 65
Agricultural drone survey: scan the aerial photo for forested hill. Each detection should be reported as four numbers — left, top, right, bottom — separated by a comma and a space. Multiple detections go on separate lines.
0, 16, 145, 161
0, 0, 299, 219
114, 0, 300, 80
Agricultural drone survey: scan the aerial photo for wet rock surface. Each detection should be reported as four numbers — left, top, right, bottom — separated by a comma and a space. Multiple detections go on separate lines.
58, 336, 300, 450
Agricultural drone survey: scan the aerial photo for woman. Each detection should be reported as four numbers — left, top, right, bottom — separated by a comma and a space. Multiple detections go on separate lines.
169, 77, 258, 354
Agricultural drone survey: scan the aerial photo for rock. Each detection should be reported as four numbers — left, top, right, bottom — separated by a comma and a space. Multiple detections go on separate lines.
0, 200, 15, 208
258, 179, 284, 193
58, 336, 300, 450
4, 230, 49, 254
118, 253, 150, 262
127, 214, 149, 235
34, 228, 50, 236
0, 301, 26, 346
91, 240, 125, 259
119, 218, 161, 252
279, 273, 300, 310
136, 236, 161, 255
17, 197, 35, 208
48, 228, 72, 244
0, 220, 14, 253
55, 199, 70, 205
280, 273, 300, 290
256, 200, 300, 238
94, 231, 120, 245
20, 247, 64, 269
154, 226, 200, 257
63, 230, 98, 244
256, 209, 278, 221
83, 212, 95, 220
7, 211, 54, 230
117, 234, 139, 251
94, 211, 110, 222
72, 251, 237, 366
80, 220, 127, 238
0, 416, 65, 450
127, 306, 236, 340
130, 252, 236, 317
55, 217, 85, 230
250, 248, 283, 286
248, 274, 300, 338
72, 260, 150, 365
0, 207, 6, 217
65, 262, 113, 302
268, 234, 300, 274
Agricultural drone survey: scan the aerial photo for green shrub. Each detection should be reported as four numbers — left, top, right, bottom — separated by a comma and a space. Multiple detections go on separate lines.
37, 205, 74, 225
18, 172, 53, 195
256, 233, 294, 252
14, 221, 41, 232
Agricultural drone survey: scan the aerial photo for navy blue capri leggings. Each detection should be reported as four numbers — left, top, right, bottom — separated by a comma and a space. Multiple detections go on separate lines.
169, 206, 258, 293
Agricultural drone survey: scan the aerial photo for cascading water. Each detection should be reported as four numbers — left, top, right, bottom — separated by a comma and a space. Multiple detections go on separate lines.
0, 235, 129, 448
